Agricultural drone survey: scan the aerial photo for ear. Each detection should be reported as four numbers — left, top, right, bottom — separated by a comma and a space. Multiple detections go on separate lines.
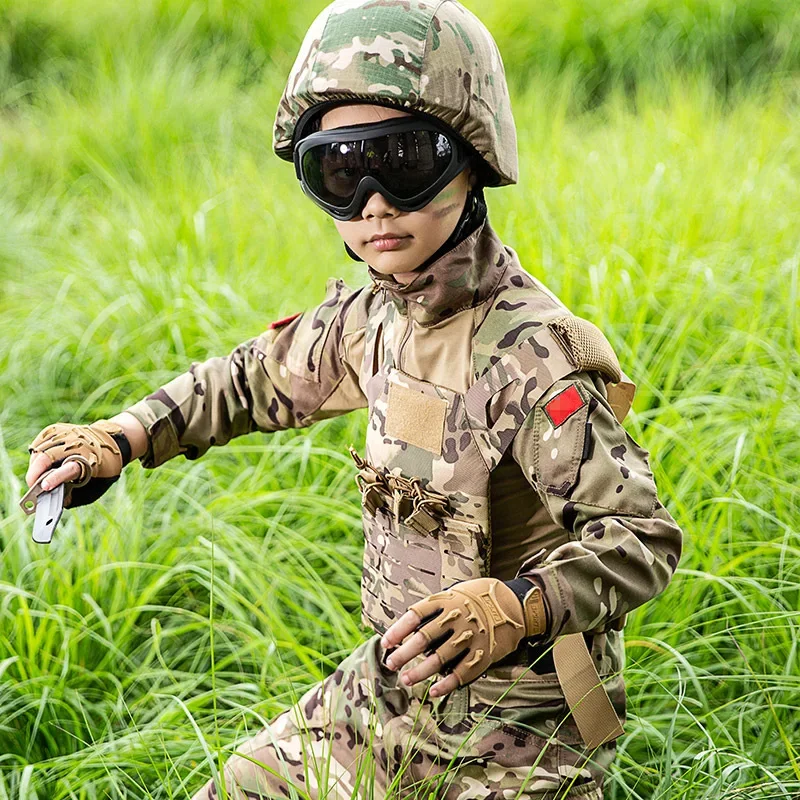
468, 166, 478, 189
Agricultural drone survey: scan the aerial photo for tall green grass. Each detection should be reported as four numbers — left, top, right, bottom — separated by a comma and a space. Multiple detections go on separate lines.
1, 2, 799, 798
3, 0, 800, 106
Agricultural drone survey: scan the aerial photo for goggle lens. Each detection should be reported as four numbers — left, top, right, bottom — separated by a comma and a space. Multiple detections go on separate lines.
299, 127, 457, 213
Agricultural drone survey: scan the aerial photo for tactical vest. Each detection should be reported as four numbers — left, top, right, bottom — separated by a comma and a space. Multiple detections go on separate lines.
349, 261, 635, 749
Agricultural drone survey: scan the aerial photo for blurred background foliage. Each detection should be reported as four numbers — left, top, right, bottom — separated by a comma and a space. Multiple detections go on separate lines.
1, 1, 799, 799
3, 0, 800, 105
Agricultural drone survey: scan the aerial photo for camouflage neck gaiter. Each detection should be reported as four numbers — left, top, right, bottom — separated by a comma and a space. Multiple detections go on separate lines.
366, 210, 509, 326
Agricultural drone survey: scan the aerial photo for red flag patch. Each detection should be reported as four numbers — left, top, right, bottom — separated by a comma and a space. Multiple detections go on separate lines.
544, 384, 586, 428
268, 312, 301, 330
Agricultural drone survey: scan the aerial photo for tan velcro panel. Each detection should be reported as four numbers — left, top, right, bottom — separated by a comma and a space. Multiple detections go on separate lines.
385, 382, 448, 455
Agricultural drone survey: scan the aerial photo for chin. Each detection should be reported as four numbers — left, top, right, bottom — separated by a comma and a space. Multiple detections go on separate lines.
375, 264, 420, 275
374, 267, 423, 278
367, 254, 424, 275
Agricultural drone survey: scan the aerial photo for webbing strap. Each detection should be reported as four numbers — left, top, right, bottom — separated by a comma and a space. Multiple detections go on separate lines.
605, 367, 637, 424
552, 633, 624, 750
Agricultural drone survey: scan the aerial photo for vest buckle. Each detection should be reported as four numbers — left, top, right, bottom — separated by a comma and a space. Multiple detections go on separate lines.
404, 504, 441, 535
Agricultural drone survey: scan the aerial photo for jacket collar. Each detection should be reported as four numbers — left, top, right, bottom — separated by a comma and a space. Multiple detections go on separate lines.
367, 220, 509, 326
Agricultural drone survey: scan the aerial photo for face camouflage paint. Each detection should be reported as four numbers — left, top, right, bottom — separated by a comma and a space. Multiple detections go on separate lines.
294, 117, 471, 220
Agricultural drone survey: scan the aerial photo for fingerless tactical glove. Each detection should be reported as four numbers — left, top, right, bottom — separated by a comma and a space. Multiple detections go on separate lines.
28, 421, 132, 507
407, 577, 546, 687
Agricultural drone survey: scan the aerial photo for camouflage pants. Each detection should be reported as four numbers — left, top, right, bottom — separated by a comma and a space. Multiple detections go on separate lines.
190, 635, 619, 800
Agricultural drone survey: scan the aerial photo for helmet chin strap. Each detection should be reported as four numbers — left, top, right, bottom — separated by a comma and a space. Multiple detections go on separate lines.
344, 242, 363, 262
418, 186, 487, 270
344, 186, 487, 267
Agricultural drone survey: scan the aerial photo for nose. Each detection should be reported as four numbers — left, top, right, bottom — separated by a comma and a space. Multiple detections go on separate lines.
361, 189, 399, 220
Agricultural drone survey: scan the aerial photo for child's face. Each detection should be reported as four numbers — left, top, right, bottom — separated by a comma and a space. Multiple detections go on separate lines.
320, 104, 474, 284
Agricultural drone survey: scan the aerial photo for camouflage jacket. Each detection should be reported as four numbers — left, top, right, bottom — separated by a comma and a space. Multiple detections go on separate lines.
125, 220, 682, 646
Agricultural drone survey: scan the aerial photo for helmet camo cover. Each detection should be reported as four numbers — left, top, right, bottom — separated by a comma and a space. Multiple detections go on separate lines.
273, 0, 518, 187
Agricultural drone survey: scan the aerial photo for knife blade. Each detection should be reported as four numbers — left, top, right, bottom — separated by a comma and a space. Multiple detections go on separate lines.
32, 483, 65, 544
19, 473, 67, 544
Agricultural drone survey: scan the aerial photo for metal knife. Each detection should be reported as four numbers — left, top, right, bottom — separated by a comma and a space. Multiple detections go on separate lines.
19, 474, 67, 544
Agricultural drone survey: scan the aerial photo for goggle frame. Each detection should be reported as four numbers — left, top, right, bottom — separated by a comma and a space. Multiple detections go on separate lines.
293, 118, 471, 221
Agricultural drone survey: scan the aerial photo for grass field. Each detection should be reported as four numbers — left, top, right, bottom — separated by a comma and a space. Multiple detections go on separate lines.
1, 1, 799, 798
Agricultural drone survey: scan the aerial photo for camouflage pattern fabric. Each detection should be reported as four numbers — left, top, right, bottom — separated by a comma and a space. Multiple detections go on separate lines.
190, 634, 613, 800
125, 219, 683, 796
273, 0, 518, 187
124, 276, 369, 468
511, 377, 681, 638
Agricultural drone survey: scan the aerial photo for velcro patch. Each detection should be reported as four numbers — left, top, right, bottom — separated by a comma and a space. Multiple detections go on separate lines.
544, 384, 586, 428
269, 312, 301, 330
385, 382, 447, 455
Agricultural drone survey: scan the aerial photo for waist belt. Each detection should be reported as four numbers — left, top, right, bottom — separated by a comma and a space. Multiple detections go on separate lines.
498, 633, 592, 674
553, 633, 624, 749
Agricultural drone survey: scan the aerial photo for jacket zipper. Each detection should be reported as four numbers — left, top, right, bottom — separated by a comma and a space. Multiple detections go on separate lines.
396, 311, 413, 371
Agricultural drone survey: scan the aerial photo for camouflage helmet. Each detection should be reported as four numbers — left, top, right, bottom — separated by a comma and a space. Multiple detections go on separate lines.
273, 0, 518, 187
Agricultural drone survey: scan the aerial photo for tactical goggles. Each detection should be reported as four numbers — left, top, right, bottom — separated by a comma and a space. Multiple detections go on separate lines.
294, 118, 471, 221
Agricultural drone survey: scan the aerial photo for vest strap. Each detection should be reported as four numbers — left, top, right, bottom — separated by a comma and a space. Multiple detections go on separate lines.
552, 633, 625, 749
605, 368, 636, 423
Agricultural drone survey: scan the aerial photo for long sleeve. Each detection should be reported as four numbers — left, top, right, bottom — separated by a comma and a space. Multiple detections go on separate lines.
510, 370, 683, 639
124, 278, 368, 468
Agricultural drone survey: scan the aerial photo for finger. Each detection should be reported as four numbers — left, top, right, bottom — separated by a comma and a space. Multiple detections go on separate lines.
384, 629, 432, 672
381, 609, 424, 649
429, 673, 461, 698
26, 452, 55, 487
428, 631, 471, 668
451, 653, 486, 691
400, 651, 444, 686
38, 461, 82, 491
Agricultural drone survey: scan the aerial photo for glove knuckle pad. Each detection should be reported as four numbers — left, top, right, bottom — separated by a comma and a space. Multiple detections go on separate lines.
27, 421, 124, 482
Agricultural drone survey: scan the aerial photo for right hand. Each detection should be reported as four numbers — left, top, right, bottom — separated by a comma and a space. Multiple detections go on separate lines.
26, 420, 129, 508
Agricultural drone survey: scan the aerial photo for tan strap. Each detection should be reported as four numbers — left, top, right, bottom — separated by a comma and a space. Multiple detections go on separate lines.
553, 633, 624, 749
605, 368, 637, 423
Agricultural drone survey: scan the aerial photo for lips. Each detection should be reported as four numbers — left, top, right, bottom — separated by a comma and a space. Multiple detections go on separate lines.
367, 232, 413, 253
368, 233, 410, 242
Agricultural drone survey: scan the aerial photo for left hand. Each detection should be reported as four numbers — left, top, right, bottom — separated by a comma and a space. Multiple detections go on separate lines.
380, 577, 545, 698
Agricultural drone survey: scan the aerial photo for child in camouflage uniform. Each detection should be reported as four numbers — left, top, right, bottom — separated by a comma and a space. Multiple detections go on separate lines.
25, 2, 683, 798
